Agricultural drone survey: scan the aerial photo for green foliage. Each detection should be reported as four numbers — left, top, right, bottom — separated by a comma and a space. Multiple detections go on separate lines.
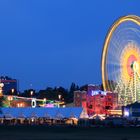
0, 96, 10, 107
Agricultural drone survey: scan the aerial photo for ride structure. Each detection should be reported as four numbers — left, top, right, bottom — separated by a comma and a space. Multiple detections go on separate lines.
102, 15, 140, 107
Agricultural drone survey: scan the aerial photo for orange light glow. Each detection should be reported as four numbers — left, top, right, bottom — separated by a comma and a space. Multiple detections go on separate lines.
7, 96, 13, 101
120, 43, 140, 83
17, 103, 24, 107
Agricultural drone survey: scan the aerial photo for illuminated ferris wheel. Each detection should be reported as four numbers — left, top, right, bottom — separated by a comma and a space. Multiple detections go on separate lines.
102, 15, 140, 106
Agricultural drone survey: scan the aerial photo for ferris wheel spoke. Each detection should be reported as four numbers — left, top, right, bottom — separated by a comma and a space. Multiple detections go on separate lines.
102, 15, 140, 107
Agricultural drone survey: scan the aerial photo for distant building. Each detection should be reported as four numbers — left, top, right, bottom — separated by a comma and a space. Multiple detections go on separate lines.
80, 84, 101, 91
0, 76, 18, 94
74, 84, 118, 115
87, 90, 118, 115
74, 90, 87, 108
87, 84, 101, 91
106, 92, 118, 110
123, 102, 140, 119
87, 90, 107, 115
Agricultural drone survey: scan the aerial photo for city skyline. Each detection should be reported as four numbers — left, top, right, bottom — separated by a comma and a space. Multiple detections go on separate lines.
0, 0, 140, 90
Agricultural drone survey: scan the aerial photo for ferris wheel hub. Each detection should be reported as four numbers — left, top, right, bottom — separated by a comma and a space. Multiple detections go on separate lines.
131, 61, 139, 72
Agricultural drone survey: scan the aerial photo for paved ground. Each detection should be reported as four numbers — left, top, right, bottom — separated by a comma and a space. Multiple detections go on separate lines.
0, 125, 140, 140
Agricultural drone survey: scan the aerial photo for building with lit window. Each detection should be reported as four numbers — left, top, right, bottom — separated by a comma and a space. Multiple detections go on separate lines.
0, 76, 18, 94
74, 84, 118, 115
123, 102, 140, 119
87, 90, 118, 115
74, 90, 87, 108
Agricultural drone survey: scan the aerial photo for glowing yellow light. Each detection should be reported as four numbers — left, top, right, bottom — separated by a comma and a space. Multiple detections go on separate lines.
17, 103, 20, 107
11, 88, 15, 93
0, 83, 4, 87
132, 61, 139, 72
30, 91, 33, 96
102, 15, 140, 91
120, 44, 140, 83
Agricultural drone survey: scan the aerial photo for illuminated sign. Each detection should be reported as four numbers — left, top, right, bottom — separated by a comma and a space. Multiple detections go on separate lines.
31, 98, 36, 108
45, 103, 54, 108
124, 109, 129, 117
90, 90, 107, 96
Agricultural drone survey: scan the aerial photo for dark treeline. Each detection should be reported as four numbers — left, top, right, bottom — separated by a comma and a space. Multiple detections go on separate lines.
20, 83, 80, 103
3, 83, 103, 104
18, 83, 83, 103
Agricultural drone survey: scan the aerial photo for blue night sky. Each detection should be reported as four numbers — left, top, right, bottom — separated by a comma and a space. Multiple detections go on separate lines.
0, 0, 140, 91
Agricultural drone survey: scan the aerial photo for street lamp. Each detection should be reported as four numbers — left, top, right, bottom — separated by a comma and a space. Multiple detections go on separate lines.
30, 90, 34, 97
58, 95, 62, 100
58, 95, 62, 108
7, 96, 13, 107
43, 98, 46, 106
0, 83, 4, 96
11, 88, 15, 94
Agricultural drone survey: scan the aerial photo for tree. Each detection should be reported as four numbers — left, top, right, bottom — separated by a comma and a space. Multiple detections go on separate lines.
0, 96, 10, 107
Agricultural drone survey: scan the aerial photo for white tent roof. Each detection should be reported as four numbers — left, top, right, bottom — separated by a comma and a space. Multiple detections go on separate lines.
4, 113, 13, 120
55, 112, 64, 120
18, 112, 26, 118
0, 107, 83, 119
44, 112, 51, 119
80, 108, 89, 119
